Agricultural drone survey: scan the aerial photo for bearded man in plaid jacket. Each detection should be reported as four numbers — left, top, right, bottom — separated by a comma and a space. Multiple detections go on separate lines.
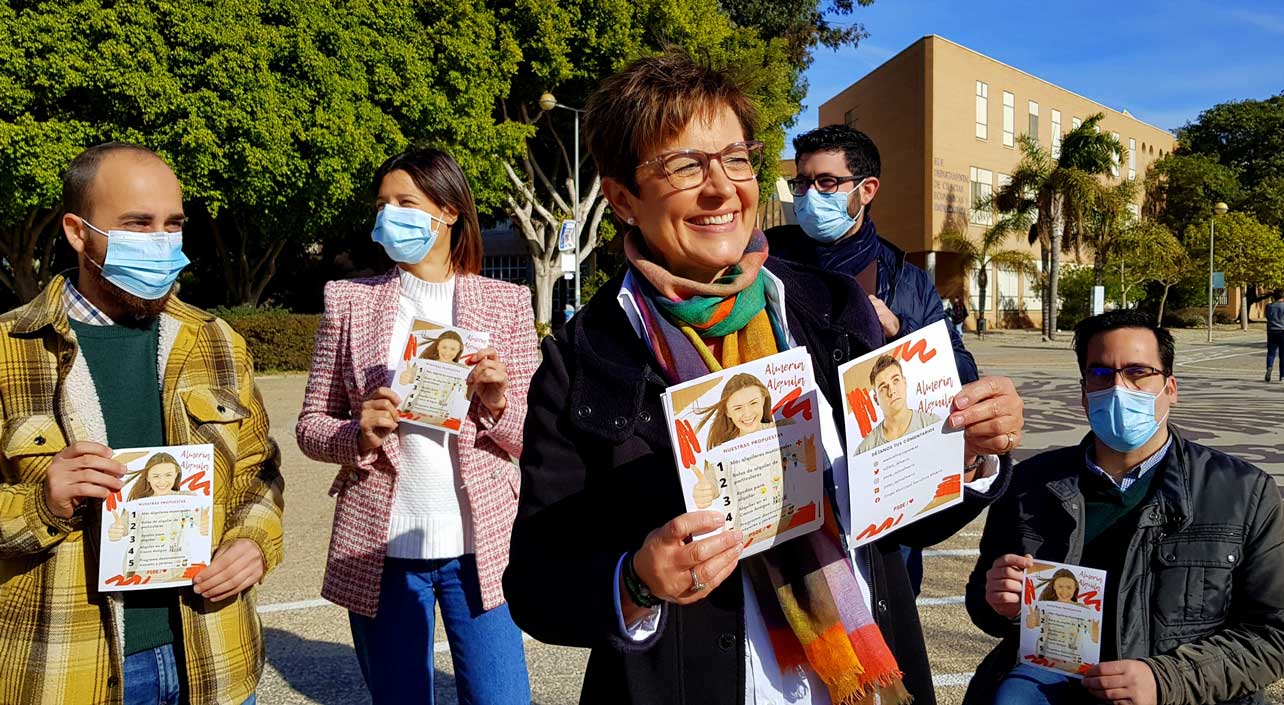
0, 143, 284, 705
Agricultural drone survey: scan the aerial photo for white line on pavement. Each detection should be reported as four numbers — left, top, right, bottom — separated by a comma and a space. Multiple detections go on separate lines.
258, 598, 334, 614
916, 595, 966, 606
933, 672, 975, 688
922, 548, 980, 558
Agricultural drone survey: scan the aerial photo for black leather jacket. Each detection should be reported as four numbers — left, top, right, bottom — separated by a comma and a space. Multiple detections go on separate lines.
964, 429, 1284, 705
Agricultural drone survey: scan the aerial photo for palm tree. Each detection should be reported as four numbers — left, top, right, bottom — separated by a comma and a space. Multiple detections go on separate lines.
941, 216, 1037, 338
994, 113, 1123, 340
1077, 179, 1140, 286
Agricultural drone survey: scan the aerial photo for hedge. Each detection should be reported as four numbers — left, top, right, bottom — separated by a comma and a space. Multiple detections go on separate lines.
213, 306, 320, 373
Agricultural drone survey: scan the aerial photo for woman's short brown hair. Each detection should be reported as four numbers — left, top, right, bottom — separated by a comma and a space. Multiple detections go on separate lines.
372, 147, 483, 275
585, 50, 757, 191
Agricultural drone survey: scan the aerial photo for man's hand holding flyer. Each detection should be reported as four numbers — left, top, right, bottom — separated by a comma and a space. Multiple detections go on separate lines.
98, 444, 215, 592
839, 320, 965, 547
661, 348, 825, 558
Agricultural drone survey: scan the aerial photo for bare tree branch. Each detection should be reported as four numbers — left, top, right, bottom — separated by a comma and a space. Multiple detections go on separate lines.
503, 162, 560, 228
578, 195, 609, 265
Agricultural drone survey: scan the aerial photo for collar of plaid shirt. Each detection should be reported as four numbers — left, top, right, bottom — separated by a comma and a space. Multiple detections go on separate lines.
1084, 435, 1174, 492
62, 279, 115, 326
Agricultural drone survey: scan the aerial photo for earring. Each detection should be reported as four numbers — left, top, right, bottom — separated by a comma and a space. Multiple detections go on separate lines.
626, 217, 637, 226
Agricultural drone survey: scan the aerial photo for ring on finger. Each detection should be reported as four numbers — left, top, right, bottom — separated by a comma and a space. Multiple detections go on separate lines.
1002, 431, 1016, 453
690, 567, 705, 593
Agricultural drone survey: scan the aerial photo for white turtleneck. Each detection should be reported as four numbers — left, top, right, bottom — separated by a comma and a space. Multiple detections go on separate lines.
383, 268, 473, 560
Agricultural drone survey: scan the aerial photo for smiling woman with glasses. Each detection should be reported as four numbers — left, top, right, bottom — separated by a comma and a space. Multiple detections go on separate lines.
503, 49, 1025, 705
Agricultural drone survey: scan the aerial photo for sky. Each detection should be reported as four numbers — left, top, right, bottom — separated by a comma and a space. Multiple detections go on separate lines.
786, 0, 1284, 156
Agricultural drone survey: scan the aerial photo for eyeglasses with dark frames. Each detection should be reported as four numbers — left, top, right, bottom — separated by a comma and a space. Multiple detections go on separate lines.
786, 174, 866, 197
635, 141, 764, 191
1082, 365, 1167, 391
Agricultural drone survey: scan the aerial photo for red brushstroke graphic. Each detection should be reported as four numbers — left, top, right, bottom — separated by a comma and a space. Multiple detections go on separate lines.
179, 470, 212, 497
772, 386, 813, 421
846, 387, 878, 437
675, 419, 701, 469
1024, 577, 1036, 606
403, 335, 417, 362
182, 564, 207, 580
105, 574, 151, 586
1080, 589, 1102, 611
891, 338, 938, 364
783, 502, 817, 530
855, 513, 904, 540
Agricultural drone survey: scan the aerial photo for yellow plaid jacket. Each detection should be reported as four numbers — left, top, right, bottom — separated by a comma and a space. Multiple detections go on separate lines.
0, 275, 285, 705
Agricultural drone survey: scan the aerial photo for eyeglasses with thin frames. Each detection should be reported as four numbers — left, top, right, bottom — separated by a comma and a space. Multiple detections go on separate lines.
786, 174, 866, 197
1081, 365, 1168, 392
635, 141, 764, 191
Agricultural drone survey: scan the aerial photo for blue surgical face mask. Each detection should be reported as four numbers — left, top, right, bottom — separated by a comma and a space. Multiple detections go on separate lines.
794, 179, 866, 243
83, 220, 188, 300
372, 204, 446, 264
1086, 385, 1168, 452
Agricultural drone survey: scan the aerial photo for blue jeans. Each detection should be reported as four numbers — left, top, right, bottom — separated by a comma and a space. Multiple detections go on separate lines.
350, 555, 530, 705
993, 663, 1090, 705
123, 643, 257, 705
1268, 330, 1283, 379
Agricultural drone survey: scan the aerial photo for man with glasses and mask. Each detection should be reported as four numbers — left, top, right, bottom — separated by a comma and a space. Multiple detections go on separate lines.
964, 311, 1284, 705
0, 143, 283, 705
768, 125, 982, 593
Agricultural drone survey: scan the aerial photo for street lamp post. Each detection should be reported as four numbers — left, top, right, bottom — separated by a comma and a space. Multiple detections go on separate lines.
1207, 201, 1229, 343
539, 92, 585, 312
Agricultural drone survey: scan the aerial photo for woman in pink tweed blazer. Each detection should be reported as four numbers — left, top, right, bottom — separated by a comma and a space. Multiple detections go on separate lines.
296, 147, 537, 704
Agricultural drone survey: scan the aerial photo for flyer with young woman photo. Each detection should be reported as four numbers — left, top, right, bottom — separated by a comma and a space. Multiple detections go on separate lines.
389, 318, 491, 434
839, 319, 965, 548
1020, 560, 1107, 677
661, 347, 825, 558
97, 444, 215, 592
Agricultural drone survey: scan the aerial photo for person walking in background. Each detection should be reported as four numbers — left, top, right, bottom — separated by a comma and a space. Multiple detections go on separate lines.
296, 147, 537, 705
952, 297, 969, 338
0, 143, 282, 705
1266, 289, 1284, 382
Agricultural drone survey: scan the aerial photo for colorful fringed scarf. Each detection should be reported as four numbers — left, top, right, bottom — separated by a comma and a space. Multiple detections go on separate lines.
625, 229, 911, 705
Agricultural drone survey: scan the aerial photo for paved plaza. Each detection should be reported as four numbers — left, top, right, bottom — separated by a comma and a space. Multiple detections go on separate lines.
254, 324, 1283, 705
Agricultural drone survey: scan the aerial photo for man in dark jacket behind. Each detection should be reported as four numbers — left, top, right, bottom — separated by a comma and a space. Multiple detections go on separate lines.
965, 310, 1284, 705
768, 124, 980, 594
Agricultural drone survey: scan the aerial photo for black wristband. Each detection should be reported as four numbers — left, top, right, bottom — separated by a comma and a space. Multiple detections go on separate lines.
622, 552, 662, 609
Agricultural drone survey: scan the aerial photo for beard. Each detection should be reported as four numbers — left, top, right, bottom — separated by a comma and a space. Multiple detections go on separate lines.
82, 242, 173, 323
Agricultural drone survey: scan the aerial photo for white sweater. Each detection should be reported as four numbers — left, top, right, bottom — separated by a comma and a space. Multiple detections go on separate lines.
383, 269, 473, 559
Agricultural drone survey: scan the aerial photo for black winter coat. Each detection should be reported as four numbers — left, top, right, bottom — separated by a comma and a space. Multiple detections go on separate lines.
505, 257, 1009, 705
964, 429, 1284, 705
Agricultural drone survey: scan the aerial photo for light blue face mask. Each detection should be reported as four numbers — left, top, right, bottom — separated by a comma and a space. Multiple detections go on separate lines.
372, 204, 445, 264
1086, 385, 1168, 452
83, 220, 189, 300
794, 179, 866, 243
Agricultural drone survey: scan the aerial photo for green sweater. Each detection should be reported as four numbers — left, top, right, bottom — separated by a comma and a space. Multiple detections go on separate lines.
69, 319, 174, 656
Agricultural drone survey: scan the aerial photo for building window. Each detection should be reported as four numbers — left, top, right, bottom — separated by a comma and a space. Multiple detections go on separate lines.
998, 266, 1022, 312
1022, 260, 1042, 311
1126, 203, 1140, 220
481, 255, 532, 285
1027, 101, 1039, 142
1128, 137, 1137, 180
975, 81, 988, 140
1072, 116, 1081, 129
1002, 91, 1015, 147
1111, 132, 1120, 177
844, 108, 857, 127
970, 166, 994, 226
1051, 110, 1062, 158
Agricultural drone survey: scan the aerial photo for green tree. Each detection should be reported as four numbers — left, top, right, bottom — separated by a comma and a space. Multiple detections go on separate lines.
1184, 211, 1284, 328
1076, 179, 1140, 287
1142, 153, 1241, 236
1178, 94, 1284, 228
1, 0, 526, 306
494, 0, 851, 325
1112, 221, 1194, 324
993, 113, 1123, 338
940, 216, 1035, 338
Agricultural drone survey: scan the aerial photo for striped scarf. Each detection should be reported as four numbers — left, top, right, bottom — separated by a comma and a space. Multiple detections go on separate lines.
625, 229, 910, 705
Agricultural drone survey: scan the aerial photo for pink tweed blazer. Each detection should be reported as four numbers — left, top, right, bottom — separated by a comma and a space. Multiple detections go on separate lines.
295, 269, 538, 617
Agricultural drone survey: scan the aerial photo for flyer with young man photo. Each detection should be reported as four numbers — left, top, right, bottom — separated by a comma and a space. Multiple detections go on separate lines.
839, 319, 965, 548
661, 347, 826, 558
97, 444, 215, 592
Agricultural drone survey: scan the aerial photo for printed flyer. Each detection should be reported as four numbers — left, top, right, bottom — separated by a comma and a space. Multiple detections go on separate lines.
98, 444, 215, 592
662, 347, 826, 559
390, 318, 491, 434
1020, 560, 1106, 677
839, 319, 965, 547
